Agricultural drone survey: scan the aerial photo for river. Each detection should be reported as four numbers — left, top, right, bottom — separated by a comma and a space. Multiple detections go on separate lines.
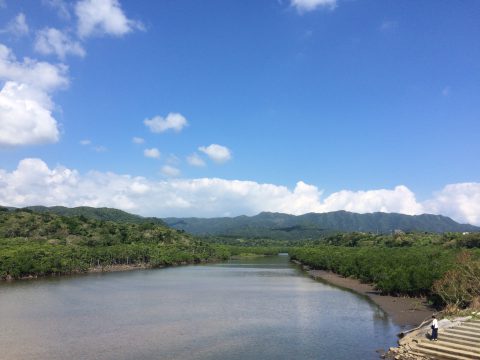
0, 255, 401, 359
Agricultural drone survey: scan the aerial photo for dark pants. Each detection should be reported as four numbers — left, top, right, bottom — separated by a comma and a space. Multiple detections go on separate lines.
432, 328, 438, 340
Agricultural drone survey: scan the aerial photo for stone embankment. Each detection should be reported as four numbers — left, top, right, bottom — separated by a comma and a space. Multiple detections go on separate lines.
386, 317, 480, 360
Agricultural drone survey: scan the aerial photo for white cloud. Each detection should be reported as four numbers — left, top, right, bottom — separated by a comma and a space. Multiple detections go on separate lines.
1, 158, 480, 225
321, 185, 423, 215
424, 183, 480, 226
79, 139, 91, 145
144, 148, 160, 159
35, 28, 86, 60
0, 44, 69, 91
1, 13, 29, 37
144, 113, 188, 133
291, 0, 336, 12
75, 0, 143, 38
198, 144, 231, 163
0, 82, 59, 146
0, 44, 68, 147
187, 153, 206, 167
161, 165, 181, 178
317, 185, 423, 215
42, 0, 71, 20
132, 136, 144, 144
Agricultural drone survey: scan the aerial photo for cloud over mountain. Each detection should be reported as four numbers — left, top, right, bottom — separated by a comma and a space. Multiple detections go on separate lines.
1, 158, 479, 225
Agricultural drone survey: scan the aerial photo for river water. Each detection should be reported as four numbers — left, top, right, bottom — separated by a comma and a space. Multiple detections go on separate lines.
0, 255, 401, 360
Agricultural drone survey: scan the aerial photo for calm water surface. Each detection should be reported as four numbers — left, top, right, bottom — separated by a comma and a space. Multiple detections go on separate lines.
0, 255, 401, 360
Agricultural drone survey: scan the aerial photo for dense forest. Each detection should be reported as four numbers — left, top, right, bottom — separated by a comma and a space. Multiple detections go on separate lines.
22, 205, 167, 225
0, 207, 229, 280
289, 232, 480, 309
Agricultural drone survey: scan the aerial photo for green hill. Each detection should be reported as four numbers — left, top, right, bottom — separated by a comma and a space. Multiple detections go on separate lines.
164, 211, 480, 239
23, 206, 166, 225
0, 208, 228, 280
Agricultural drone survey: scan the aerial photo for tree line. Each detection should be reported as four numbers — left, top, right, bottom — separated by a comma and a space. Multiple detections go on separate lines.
0, 209, 230, 280
289, 245, 480, 308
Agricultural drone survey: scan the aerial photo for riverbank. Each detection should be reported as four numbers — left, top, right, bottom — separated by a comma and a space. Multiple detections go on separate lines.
299, 265, 434, 327
1, 259, 217, 281
88, 263, 151, 273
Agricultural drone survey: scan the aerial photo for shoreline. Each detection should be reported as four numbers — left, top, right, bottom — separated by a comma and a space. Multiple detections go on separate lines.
295, 263, 434, 328
0, 260, 207, 281
1, 254, 270, 282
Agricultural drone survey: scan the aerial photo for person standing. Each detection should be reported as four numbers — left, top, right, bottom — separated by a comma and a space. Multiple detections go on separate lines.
431, 315, 439, 341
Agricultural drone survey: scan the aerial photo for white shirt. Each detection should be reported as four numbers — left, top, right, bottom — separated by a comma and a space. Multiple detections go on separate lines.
432, 318, 438, 329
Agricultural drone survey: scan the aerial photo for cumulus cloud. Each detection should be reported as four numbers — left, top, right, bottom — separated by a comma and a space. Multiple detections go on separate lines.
318, 185, 423, 215
0, 82, 59, 146
424, 183, 480, 226
198, 144, 232, 163
0, 44, 68, 146
132, 136, 144, 144
291, 0, 337, 12
1, 158, 480, 224
1, 13, 29, 37
187, 153, 206, 167
144, 113, 188, 133
75, 0, 143, 38
79, 139, 91, 145
35, 28, 86, 60
161, 165, 181, 178
0, 44, 69, 91
144, 148, 160, 159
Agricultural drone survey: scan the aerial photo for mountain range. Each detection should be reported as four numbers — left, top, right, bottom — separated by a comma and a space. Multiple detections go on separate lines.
164, 211, 479, 239
2, 205, 478, 239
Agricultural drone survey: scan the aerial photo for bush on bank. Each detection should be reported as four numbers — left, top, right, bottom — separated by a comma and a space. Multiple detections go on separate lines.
290, 245, 480, 308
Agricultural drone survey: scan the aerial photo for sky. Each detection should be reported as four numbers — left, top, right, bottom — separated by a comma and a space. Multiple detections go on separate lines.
0, 0, 479, 224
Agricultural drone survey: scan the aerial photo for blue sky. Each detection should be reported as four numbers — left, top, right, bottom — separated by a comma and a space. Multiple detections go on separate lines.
0, 0, 479, 224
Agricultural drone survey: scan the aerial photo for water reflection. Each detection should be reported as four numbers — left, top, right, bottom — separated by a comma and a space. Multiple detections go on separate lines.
0, 256, 400, 360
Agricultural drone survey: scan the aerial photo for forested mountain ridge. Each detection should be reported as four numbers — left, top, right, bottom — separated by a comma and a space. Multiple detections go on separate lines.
14, 205, 166, 225
164, 211, 480, 239
3, 206, 478, 238
0, 208, 180, 245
